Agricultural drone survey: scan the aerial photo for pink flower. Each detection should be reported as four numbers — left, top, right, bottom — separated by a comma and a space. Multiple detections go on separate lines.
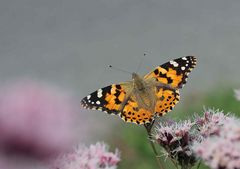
154, 110, 233, 168
154, 120, 197, 168
155, 120, 193, 145
50, 142, 120, 169
154, 109, 240, 169
0, 80, 77, 159
193, 117, 240, 169
195, 110, 228, 138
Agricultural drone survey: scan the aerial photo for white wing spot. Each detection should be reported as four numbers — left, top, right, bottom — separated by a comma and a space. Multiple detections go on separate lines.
97, 89, 103, 98
87, 95, 91, 99
181, 66, 185, 70
88, 100, 91, 103
170, 60, 179, 67
91, 102, 95, 104
182, 57, 187, 60
96, 101, 101, 105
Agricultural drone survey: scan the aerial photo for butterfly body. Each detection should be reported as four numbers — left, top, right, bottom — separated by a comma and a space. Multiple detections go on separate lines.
131, 72, 157, 113
81, 56, 197, 125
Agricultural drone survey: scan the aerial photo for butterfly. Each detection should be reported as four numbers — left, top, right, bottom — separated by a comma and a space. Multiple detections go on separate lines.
81, 56, 197, 125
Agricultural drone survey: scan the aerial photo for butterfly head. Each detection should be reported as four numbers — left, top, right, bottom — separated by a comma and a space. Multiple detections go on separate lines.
132, 72, 141, 81
132, 72, 146, 91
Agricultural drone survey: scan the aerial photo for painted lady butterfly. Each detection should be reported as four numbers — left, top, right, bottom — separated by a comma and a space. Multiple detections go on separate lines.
81, 56, 197, 124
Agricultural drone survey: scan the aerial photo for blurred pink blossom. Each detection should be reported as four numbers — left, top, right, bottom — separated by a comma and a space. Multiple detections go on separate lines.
193, 117, 240, 169
234, 89, 240, 101
0, 153, 47, 169
0, 80, 77, 158
50, 142, 120, 169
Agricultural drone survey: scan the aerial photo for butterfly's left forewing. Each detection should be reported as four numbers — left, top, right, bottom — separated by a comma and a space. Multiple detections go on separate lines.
81, 84, 128, 115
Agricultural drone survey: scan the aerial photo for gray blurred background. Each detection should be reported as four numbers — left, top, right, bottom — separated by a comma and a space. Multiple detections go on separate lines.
1, 0, 240, 140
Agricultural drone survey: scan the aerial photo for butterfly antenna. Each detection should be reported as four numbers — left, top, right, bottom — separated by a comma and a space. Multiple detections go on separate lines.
108, 65, 132, 74
136, 52, 147, 73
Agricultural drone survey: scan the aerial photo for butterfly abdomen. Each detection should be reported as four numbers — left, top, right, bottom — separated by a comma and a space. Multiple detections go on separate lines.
131, 73, 156, 111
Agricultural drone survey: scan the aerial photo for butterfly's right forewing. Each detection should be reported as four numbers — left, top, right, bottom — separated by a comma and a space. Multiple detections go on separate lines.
144, 56, 197, 88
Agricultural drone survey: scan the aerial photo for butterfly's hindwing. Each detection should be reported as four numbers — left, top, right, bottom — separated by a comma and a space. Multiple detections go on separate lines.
81, 84, 127, 115
120, 96, 153, 124
155, 87, 180, 117
144, 56, 197, 88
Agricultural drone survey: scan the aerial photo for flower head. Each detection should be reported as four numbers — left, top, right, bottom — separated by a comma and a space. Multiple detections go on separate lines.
193, 117, 240, 169
195, 110, 228, 138
51, 142, 120, 169
155, 120, 197, 168
154, 109, 233, 169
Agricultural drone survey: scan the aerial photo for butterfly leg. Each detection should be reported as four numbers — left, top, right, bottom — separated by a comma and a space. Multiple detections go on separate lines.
144, 119, 155, 133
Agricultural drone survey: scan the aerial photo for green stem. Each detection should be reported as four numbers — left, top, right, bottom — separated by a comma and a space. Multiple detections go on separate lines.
144, 121, 165, 169
165, 147, 179, 169
196, 160, 201, 169
170, 158, 179, 169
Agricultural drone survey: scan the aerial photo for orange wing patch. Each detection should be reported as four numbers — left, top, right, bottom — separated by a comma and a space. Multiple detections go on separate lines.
120, 97, 154, 124
155, 88, 180, 117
